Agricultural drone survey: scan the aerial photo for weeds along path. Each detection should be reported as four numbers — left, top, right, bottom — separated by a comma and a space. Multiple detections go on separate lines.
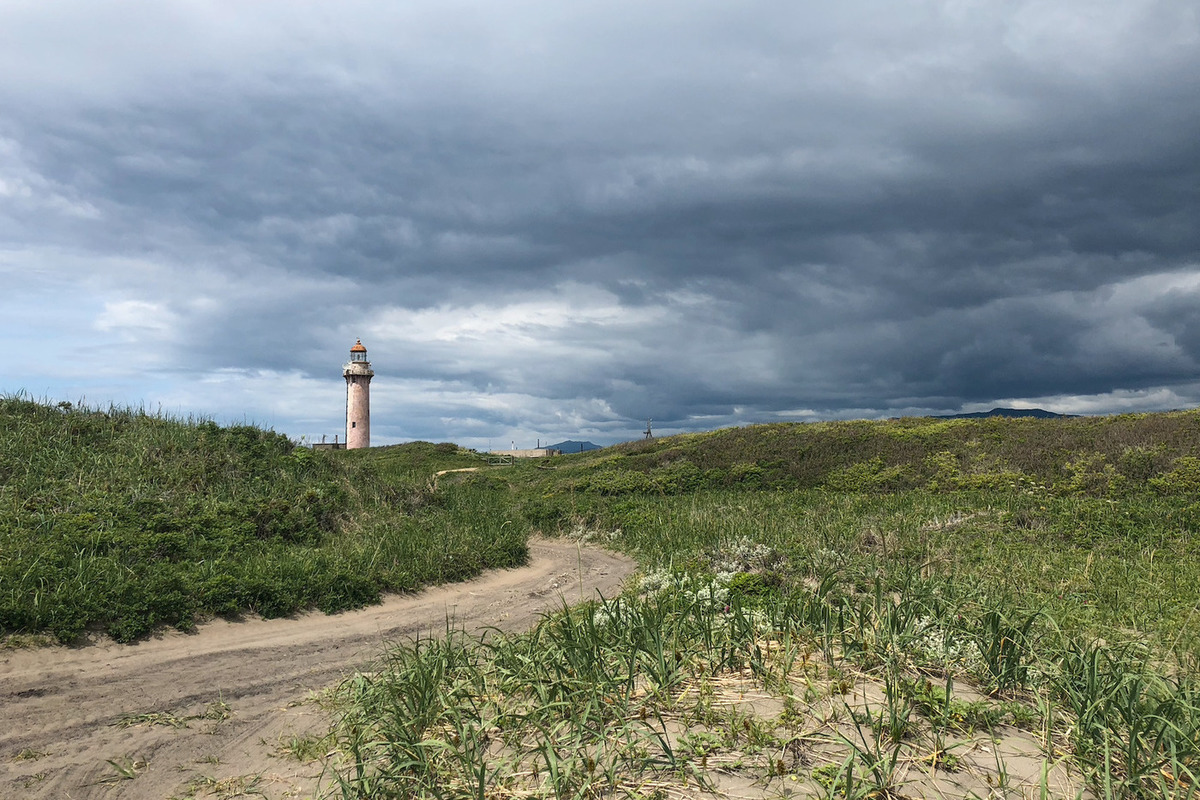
0, 537, 634, 800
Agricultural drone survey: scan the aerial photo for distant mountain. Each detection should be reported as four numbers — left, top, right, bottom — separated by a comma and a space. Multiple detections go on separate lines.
547, 440, 602, 453
934, 407, 1075, 420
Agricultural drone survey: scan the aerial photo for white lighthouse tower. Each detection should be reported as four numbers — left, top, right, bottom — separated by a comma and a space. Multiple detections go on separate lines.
343, 338, 374, 449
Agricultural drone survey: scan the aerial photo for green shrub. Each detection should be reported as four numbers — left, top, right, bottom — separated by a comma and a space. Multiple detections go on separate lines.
924, 450, 961, 490
954, 470, 1038, 492
649, 460, 703, 494
726, 571, 781, 604
1116, 445, 1169, 482
824, 458, 915, 492
580, 469, 656, 495
1056, 454, 1127, 497
728, 462, 765, 487
1149, 456, 1200, 496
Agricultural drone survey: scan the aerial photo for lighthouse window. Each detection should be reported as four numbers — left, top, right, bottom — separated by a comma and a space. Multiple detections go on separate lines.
351, 422, 356, 428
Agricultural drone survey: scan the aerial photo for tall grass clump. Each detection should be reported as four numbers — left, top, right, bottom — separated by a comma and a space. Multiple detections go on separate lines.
1054, 640, 1200, 798
0, 396, 527, 643
327, 586, 781, 799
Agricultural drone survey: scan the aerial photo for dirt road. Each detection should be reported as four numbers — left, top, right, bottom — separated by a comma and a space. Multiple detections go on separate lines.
0, 539, 635, 800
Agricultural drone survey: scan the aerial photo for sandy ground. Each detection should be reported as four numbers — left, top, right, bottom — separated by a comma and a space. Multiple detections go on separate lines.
0, 538, 635, 800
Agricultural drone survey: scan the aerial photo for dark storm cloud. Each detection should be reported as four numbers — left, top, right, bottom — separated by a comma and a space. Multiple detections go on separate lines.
2, 1, 1200, 444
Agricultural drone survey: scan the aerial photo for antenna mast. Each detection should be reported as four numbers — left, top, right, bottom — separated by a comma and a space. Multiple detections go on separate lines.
643, 418, 653, 440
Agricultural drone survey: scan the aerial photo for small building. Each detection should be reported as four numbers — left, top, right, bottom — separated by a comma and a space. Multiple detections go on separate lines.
488, 448, 561, 458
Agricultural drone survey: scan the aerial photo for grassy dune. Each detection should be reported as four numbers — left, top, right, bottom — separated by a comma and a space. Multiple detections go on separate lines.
0, 397, 527, 643
324, 411, 1200, 799
512, 411, 1200, 652
9, 396, 1200, 796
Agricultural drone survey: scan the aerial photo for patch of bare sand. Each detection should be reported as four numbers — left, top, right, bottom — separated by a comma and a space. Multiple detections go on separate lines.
630, 660, 1089, 800
0, 538, 634, 800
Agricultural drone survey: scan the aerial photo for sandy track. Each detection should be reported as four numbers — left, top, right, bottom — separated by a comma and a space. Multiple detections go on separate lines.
0, 539, 635, 800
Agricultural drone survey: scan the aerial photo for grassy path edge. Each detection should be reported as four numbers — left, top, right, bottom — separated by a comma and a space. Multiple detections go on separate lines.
0, 537, 635, 800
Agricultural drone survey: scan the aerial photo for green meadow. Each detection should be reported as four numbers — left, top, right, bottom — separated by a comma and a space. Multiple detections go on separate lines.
6, 397, 1200, 797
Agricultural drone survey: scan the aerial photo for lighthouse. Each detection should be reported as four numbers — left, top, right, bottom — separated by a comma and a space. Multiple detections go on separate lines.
343, 339, 374, 449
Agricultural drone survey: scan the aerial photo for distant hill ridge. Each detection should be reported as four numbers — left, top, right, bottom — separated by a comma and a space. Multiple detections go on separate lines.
934, 407, 1075, 420
563, 408, 1200, 495
546, 440, 602, 453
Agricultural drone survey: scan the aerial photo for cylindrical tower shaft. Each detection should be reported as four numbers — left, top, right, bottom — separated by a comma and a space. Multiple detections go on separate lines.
343, 339, 374, 449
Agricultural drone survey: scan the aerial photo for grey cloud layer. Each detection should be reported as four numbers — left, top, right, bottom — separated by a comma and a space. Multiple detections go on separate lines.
2, 1, 1198, 443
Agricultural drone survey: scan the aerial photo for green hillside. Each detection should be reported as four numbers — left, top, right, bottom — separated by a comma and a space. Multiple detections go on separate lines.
539, 411, 1200, 494
507, 411, 1200, 651
0, 397, 525, 643
321, 412, 1200, 799
7, 402, 1200, 652
8, 398, 1200, 796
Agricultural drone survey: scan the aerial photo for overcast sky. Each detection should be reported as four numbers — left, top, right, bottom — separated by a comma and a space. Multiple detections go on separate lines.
2, 1, 1198, 448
